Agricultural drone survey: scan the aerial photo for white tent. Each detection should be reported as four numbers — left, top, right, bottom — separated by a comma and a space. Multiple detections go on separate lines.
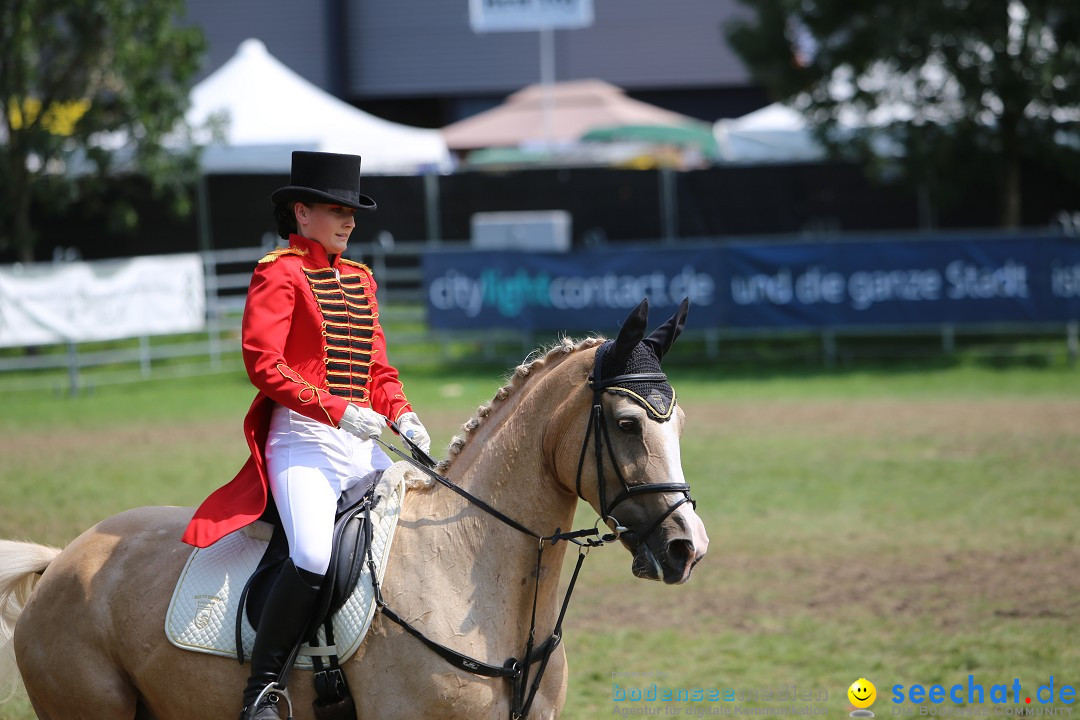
713, 99, 916, 164
712, 103, 825, 164
188, 39, 451, 174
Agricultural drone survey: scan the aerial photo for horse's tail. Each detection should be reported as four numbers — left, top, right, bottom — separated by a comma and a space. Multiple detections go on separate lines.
0, 539, 61, 702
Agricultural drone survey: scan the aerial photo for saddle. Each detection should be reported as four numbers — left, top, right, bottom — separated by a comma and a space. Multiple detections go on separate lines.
240, 472, 381, 637
237, 470, 382, 717
167, 471, 406, 661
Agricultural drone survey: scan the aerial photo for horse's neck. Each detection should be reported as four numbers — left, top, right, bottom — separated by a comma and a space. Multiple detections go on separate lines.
444, 350, 587, 543
400, 351, 588, 649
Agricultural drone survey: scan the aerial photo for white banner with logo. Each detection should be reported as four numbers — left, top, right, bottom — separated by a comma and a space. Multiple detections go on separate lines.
469, 0, 594, 32
0, 254, 206, 347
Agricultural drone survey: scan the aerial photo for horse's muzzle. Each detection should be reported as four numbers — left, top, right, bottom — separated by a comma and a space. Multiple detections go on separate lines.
629, 505, 709, 584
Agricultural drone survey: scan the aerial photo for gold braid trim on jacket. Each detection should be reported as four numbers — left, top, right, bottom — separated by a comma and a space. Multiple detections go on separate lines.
338, 258, 373, 274
258, 248, 309, 263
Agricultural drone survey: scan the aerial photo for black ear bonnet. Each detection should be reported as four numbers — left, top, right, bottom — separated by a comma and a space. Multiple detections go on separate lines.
589, 297, 690, 422
593, 341, 675, 420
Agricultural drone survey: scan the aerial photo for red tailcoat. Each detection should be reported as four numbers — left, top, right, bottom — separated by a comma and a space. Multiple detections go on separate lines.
181, 235, 413, 547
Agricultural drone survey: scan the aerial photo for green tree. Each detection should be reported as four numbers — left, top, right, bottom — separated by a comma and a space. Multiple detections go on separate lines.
726, 1, 1080, 228
0, 0, 205, 261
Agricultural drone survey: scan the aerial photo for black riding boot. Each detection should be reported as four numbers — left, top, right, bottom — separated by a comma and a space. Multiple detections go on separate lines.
240, 559, 323, 720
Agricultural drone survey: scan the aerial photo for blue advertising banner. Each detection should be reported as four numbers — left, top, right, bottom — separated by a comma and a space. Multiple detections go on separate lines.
721, 236, 1080, 328
422, 236, 1080, 331
424, 248, 721, 330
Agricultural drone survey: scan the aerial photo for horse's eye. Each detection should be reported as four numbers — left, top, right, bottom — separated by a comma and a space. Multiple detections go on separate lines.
617, 418, 640, 433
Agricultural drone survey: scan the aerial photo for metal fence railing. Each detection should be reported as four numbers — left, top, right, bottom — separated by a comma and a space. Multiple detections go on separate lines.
0, 242, 527, 394
2, 238, 1077, 395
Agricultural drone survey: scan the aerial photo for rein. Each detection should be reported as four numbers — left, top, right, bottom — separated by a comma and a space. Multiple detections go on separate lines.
374, 431, 606, 720
370, 368, 694, 720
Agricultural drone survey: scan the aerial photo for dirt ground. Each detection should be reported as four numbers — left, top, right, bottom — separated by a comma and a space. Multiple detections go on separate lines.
0, 419, 238, 461
569, 396, 1080, 634
570, 543, 1080, 634
4, 396, 1077, 636
690, 396, 1080, 444
5, 394, 1074, 459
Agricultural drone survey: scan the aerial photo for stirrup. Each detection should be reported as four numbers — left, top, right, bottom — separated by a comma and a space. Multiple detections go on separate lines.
248, 683, 294, 720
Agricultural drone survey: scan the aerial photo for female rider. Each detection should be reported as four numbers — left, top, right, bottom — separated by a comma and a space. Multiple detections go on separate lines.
181, 151, 430, 720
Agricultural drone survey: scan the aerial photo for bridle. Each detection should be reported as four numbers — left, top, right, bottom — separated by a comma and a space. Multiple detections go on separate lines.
577, 341, 696, 547
370, 347, 695, 719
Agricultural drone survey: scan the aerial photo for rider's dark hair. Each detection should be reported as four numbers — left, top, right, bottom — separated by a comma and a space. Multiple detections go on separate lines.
274, 201, 300, 239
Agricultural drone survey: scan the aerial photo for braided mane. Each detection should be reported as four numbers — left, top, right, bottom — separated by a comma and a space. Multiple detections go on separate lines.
432, 336, 605, 475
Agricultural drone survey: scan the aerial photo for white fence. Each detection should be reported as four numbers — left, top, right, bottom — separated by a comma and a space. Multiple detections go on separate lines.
2, 242, 1076, 395
0, 242, 539, 394
0, 248, 246, 393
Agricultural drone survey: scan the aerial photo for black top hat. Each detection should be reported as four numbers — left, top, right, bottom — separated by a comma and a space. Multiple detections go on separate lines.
270, 151, 376, 210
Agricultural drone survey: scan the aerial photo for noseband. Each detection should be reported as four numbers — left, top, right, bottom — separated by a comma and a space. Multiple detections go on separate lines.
576, 364, 696, 547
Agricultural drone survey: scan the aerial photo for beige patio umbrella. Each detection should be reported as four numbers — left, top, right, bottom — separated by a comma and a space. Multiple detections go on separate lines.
441, 78, 700, 151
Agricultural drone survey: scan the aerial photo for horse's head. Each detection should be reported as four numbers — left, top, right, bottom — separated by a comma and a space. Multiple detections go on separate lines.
573, 298, 709, 584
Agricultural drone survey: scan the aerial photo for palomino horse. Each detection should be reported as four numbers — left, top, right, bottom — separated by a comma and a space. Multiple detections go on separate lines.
0, 299, 708, 720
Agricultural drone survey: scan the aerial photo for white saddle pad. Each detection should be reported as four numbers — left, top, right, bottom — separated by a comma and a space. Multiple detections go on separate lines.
166, 471, 406, 670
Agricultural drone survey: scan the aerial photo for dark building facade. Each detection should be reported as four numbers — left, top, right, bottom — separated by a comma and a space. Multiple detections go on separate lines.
183, 0, 768, 128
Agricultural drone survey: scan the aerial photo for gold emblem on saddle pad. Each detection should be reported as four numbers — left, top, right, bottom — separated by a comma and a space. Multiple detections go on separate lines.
194, 594, 223, 629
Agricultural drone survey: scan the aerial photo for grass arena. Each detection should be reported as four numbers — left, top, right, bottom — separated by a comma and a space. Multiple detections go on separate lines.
1, 358, 1078, 719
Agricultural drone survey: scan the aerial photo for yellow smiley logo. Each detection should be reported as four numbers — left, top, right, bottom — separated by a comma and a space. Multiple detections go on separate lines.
848, 678, 877, 709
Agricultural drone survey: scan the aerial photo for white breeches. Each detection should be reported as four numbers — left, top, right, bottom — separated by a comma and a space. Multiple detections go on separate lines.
265, 403, 392, 575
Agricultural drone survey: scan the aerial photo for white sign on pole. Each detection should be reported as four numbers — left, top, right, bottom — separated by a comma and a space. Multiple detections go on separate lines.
469, 0, 594, 32
0, 254, 206, 347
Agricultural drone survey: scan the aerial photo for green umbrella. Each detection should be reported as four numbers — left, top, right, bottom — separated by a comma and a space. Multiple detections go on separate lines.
581, 122, 719, 159
465, 147, 553, 167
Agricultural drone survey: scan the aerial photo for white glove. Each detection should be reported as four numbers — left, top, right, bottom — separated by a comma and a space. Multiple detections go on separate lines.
396, 411, 431, 454
339, 404, 385, 440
